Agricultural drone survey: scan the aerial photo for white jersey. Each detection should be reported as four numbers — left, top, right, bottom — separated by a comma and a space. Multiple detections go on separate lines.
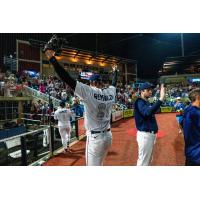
74, 81, 116, 131
54, 107, 72, 127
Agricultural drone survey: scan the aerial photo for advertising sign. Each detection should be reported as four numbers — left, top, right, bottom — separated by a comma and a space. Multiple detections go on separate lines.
112, 111, 123, 122
123, 109, 134, 118
160, 107, 173, 113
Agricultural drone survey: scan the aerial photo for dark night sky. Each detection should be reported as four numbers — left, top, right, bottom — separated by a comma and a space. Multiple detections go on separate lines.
1, 33, 200, 79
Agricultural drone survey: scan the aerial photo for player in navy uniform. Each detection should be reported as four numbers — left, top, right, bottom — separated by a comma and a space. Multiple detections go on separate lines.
182, 88, 200, 166
134, 82, 165, 166
44, 46, 118, 166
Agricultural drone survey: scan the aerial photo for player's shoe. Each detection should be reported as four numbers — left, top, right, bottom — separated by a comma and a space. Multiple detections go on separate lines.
63, 147, 73, 154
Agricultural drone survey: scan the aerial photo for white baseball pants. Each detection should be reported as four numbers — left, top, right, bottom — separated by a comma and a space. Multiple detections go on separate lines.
58, 126, 71, 149
136, 131, 156, 166
86, 131, 112, 166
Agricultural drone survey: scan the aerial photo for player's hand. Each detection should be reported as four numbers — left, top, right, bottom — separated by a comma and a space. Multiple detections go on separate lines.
45, 50, 55, 60
159, 84, 166, 101
112, 64, 118, 72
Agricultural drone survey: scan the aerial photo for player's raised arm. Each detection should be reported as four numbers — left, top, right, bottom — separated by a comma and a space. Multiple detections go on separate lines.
159, 83, 166, 102
111, 64, 118, 87
44, 49, 77, 91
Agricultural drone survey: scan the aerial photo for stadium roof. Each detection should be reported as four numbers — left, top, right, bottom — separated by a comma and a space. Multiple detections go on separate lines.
160, 54, 200, 75
29, 38, 137, 65
2, 33, 200, 79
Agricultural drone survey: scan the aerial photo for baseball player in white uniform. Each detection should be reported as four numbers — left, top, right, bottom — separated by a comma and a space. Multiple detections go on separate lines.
54, 101, 74, 153
44, 45, 118, 165
74, 78, 116, 165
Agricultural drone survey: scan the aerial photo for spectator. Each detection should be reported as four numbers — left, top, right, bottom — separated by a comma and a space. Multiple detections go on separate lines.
50, 88, 57, 98
174, 97, 185, 134
174, 97, 185, 111
39, 82, 46, 93
4, 80, 12, 97
61, 90, 67, 101
0, 80, 5, 96
72, 97, 84, 117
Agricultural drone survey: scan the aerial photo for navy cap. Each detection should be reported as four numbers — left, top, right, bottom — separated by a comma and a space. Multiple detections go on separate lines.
59, 101, 65, 107
140, 82, 154, 91
89, 74, 101, 81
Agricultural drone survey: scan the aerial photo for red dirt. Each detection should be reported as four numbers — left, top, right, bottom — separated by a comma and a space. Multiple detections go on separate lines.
43, 113, 185, 166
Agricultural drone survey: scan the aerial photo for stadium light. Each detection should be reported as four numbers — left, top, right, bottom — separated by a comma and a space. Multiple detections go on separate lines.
73, 57, 78, 62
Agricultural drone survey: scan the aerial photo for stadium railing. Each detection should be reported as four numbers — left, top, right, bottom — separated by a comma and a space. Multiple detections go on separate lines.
23, 85, 60, 108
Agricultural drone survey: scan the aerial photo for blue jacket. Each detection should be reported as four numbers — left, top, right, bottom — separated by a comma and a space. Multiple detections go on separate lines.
134, 98, 163, 133
183, 105, 200, 164
72, 104, 84, 117
174, 102, 185, 111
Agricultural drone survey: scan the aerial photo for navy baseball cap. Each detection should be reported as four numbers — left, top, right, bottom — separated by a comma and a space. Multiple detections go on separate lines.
89, 74, 101, 81
59, 101, 65, 107
140, 82, 154, 91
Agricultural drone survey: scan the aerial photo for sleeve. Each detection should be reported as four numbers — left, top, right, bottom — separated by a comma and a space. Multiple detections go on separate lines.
74, 81, 91, 100
191, 111, 200, 129
179, 114, 184, 128
54, 111, 58, 120
108, 86, 116, 101
183, 112, 192, 141
181, 103, 186, 110
49, 56, 77, 90
70, 110, 76, 120
135, 99, 162, 118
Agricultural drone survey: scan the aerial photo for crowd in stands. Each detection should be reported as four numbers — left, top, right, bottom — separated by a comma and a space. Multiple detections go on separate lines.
111, 81, 200, 114
1, 69, 200, 119
22, 74, 74, 102
0, 70, 23, 97
148, 82, 200, 108
115, 84, 138, 109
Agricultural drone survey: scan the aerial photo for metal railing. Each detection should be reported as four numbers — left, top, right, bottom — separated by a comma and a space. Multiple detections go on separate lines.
0, 125, 50, 166
0, 114, 82, 166
23, 85, 60, 108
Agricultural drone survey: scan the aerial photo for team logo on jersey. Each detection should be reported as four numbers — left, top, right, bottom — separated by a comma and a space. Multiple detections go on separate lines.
94, 93, 113, 101
96, 103, 106, 119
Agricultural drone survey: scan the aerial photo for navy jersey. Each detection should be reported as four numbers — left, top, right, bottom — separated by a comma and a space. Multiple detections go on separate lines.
183, 105, 200, 164
134, 98, 162, 133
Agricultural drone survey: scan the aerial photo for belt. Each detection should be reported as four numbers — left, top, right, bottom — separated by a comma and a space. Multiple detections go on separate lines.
146, 130, 157, 134
91, 128, 111, 134
149, 131, 157, 134
139, 130, 157, 134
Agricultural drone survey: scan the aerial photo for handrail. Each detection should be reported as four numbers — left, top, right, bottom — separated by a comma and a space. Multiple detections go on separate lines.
23, 85, 60, 108
0, 125, 50, 143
